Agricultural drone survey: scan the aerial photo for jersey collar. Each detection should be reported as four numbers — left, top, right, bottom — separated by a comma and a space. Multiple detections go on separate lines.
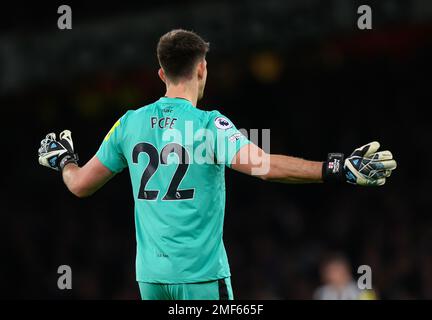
160, 96, 194, 106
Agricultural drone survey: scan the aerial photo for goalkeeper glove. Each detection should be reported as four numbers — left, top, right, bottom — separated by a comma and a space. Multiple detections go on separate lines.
322, 141, 397, 186
38, 130, 79, 171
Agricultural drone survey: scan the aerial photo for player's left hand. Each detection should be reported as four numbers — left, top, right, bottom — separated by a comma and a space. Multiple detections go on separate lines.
344, 141, 397, 186
323, 141, 397, 186
38, 130, 79, 171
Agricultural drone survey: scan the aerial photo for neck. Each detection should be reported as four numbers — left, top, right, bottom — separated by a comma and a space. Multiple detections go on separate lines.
164, 81, 198, 106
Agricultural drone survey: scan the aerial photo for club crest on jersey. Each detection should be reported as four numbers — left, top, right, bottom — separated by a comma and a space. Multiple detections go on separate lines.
214, 117, 232, 130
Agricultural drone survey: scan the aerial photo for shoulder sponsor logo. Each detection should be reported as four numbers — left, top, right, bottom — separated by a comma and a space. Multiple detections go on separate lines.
228, 132, 243, 143
214, 117, 233, 130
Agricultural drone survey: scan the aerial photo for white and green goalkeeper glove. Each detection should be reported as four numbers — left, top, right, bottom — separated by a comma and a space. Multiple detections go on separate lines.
323, 141, 397, 186
38, 130, 79, 171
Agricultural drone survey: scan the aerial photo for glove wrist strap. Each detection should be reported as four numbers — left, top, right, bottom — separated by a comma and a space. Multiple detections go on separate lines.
59, 153, 79, 171
322, 153, 345, 183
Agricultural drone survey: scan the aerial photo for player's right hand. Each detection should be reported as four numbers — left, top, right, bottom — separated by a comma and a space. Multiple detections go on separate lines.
38, 130, 79, 171
343, 141, 397, 186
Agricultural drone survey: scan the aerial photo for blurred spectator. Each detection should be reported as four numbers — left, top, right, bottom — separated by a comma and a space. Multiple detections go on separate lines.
314, 254, 377, 300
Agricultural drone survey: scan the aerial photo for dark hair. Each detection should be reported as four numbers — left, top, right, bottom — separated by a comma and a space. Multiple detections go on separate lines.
157, 29, 209, 82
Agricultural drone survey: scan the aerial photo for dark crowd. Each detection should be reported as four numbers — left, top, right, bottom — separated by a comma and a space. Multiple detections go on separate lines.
1, 1, 431, 299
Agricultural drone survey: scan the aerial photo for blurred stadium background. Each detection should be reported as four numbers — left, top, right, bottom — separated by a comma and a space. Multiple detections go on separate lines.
1, 0, 432, 299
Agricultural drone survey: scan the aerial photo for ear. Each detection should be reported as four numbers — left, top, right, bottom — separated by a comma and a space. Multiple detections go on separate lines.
197, 59, 206, 79
158, 68, 166, 84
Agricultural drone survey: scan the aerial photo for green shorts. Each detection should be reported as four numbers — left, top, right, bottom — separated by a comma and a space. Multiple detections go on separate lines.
138, 277, 234, 300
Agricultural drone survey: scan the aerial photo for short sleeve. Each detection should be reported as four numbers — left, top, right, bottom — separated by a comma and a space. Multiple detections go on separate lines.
208, 112, 251, 168
95, 113, 129, 173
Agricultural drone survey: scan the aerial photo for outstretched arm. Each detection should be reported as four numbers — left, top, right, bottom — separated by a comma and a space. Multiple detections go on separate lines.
62, 156, 115, 198
231, 143, 323, 183
231, 141, 397, 186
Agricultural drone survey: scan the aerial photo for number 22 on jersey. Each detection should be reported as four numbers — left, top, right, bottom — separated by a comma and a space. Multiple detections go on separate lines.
132, 142, 195, 201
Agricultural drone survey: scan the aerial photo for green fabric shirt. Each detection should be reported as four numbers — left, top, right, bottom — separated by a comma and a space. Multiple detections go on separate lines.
96, 97, 250, 283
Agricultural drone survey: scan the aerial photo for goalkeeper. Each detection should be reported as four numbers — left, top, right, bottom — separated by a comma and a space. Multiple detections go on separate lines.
37, 29, 397, 300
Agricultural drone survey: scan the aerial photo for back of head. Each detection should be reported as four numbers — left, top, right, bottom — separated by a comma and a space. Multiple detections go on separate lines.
157, 29, 210, 83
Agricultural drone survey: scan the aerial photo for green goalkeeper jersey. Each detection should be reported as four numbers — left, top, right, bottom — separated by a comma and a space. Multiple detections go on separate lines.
96, 97, 250, 283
